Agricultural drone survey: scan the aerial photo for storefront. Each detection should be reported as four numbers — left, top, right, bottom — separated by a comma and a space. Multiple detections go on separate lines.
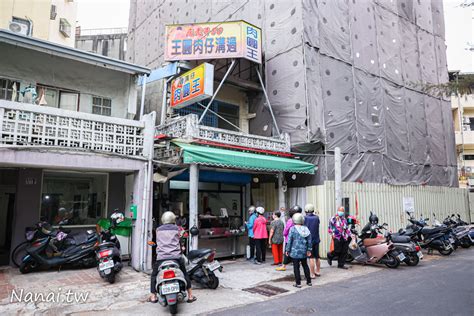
155, 141, 316, 258
165, 170, 250, 257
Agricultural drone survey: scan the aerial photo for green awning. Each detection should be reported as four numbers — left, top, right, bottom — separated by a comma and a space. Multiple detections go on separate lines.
175, 142, 315, 174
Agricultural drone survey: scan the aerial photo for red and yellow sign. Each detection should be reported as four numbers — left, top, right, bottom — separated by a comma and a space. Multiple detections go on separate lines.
170, 63, 214, 109
165, 20, 262, 64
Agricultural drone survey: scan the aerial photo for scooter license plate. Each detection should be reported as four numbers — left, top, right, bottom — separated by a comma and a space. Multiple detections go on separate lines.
417, 251, 423, 259
397, 253, 406, 261
207, 260, 221, 271
161, 282, 180, 295
99, 260, 114, 271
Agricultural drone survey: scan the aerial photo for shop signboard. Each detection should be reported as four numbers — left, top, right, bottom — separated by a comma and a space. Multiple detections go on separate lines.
170, 62, 214, 109
165, 21, 262, 64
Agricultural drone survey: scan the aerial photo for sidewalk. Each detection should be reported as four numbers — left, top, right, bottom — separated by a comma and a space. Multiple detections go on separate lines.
0, 251, 442, 315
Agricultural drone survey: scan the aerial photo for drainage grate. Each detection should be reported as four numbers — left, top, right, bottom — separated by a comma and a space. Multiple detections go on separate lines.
242, 284, 289, 297
286, 307, 315, 315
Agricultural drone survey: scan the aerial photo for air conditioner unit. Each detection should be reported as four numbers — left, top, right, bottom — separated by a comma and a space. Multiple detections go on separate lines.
463, 125, 471, 131
8, 20, 31, 36
463, 117, 471, 125
467, 166, 472, 173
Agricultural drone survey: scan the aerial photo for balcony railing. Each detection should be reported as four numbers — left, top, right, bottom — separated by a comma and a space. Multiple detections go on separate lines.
155, 114, 291, 154
0, 100, 148, 157
456, 131, 474, 147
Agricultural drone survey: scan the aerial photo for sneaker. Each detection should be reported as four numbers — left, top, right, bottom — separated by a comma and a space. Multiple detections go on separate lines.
293, 284, 302, 288
276, 266, 286, 271
307, 282, 312, 286
337, 266, 348, 270
326, 253, 332, 266
254, 261, 262, 265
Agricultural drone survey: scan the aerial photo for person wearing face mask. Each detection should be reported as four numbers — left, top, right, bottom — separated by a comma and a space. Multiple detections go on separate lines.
327, 206, 351, 269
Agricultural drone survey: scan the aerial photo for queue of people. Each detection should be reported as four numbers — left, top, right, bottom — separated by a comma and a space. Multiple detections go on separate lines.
245, 203, 351, 287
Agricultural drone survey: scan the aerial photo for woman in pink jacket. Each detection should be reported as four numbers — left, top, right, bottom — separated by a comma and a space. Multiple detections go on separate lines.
253, 206, 268, 264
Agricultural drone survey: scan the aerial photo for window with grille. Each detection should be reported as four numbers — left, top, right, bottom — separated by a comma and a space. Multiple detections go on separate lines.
0, 78, 20, 101
59, 18, 71, 37
92, 96, 112, 116
174, 100, 240, 131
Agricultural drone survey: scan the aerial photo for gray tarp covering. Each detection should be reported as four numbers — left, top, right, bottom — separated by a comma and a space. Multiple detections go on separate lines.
129, 0, 456, 187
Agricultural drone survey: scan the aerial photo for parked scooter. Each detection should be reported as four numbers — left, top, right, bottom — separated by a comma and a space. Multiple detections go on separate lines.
346, 213, 402, 268
384, 228, 423, 266
96, 211, 123, 283
184, 248, 222, 289
19, 226, 98, 274
155, 260, 188, 315
442, 214, 471, 248
399, 213, 454, 256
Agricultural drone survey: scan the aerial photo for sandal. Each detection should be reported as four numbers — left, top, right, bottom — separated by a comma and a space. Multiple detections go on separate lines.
147, 295, 158, 304
315, 273, 321, 277
310, 274, 316, 279
187, 296, 197, 303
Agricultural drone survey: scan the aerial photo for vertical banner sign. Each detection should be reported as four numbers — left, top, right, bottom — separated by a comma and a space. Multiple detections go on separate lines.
165, 21, 262, 64
170, 63, 214, 109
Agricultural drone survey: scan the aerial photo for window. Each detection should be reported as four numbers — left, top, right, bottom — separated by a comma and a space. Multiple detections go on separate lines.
37, 85, 79, 110
0, 78, 20, 101
59, 18, 71, 37
92, 96, 112, 116
40, 172, 108, 226
464, 155, 474, 161
175, 100, 240, 131
469, 118, 474, 131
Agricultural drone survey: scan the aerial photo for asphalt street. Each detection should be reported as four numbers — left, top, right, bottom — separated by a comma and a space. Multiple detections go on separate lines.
210, 249, 474, 316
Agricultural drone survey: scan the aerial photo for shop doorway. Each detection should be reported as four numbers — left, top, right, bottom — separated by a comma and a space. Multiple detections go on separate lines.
0, 186, 16, 265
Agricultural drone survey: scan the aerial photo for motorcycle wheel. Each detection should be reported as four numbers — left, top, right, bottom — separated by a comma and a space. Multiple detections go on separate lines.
169, 304, 178, 315
405, 253, 420, 266
19, 259, 38, 274
438, 246, 453, 256
11, 241, 29, 268
206, 273, 219, 289
383, 253, 400, 269
345, 253, 355, 263
460, 238, 471, 249
105, 272, 116, 284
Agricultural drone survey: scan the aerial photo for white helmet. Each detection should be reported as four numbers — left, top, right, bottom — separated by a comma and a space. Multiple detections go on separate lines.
248, 205, 256, 214
305, 203, 315, 213
161, 211, 176, 224
292, 213, 304, 225
111, 212, 125, 224
256, 206, 265, 215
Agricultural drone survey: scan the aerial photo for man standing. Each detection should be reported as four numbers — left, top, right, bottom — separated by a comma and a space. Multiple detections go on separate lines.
246, 206, 257, 261
327, 206, 351, 269
304, 203, 321, 277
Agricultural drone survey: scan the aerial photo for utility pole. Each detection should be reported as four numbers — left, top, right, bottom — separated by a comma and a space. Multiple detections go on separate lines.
335, 147, 342, 209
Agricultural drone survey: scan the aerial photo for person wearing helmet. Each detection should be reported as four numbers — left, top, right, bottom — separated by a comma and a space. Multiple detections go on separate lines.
149, 211, 196, 304
245, 206, 257, 261
304, 203, 321, 278
276, 205, 301, 271
285, 213, 312, 288
327, 207, 351, 269
253, 206, 268, 264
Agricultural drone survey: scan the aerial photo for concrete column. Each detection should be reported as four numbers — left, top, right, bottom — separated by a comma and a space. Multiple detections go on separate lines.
335, 147, 342, 209
131, 166, 146, 271
189, 163, 199, 250
278, 172, 286, 209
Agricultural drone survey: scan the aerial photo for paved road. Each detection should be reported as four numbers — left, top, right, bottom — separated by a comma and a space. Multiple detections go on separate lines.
210, 249, 474, 316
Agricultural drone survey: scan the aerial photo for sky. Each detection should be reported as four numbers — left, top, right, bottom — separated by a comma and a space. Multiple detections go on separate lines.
76, 0, 474, 72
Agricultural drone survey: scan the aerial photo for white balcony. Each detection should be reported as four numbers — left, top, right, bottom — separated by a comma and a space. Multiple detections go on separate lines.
155, 114, 291, 158
0, 100, 153, 157
456, 131, 474, 148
